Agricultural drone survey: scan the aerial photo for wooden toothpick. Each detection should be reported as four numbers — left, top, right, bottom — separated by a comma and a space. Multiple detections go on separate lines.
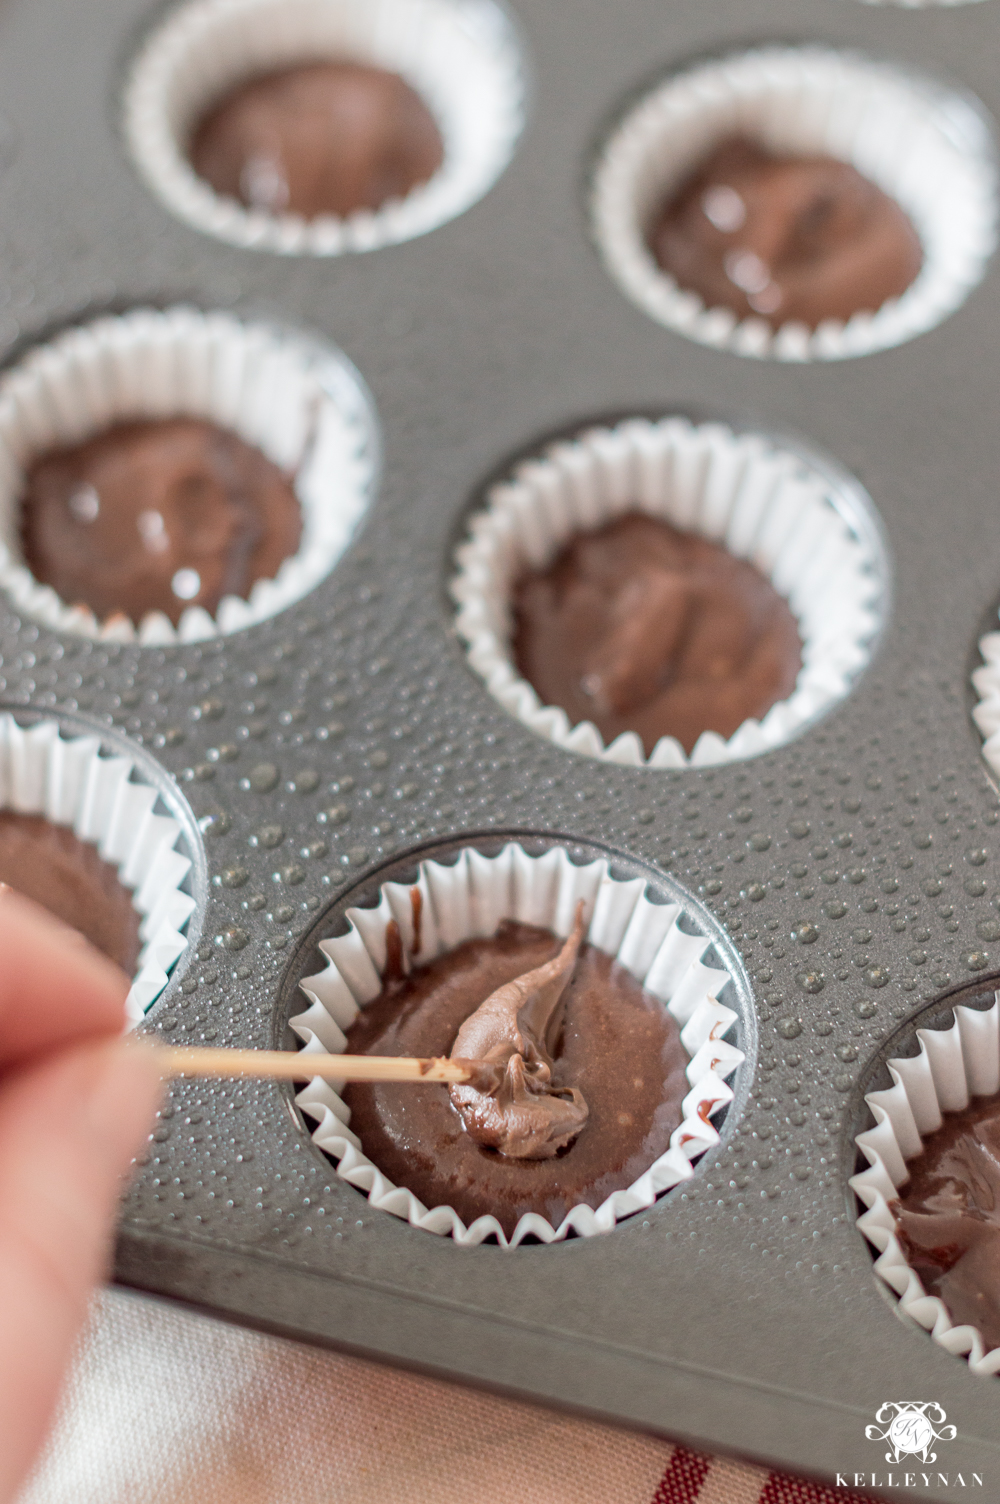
160, 1046, 489, 1086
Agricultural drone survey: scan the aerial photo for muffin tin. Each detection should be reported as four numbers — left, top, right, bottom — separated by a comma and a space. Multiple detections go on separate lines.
4, 0, 1000, 1497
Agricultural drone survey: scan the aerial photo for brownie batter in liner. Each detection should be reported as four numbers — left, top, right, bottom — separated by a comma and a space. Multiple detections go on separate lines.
0, 814, 142, 974
21, 417, 304, 631
511, 514, 803, 761
452, 417, 884, 769
123, 0, 525, 257
592, 45, 995, 361
0, 715, 197, 1023
0, 307, 377, 643
291, 843, 744, 1246
647, 136, 922, 333
853, 993, 1000, 1376
342, 921, 689, 1237
189, 61, 444, 220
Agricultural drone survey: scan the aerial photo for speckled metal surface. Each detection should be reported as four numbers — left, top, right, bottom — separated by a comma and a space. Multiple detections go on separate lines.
4, 0, 1000, 1496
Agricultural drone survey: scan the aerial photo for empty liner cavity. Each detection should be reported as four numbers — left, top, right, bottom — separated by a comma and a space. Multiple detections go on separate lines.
852, 991, 1000, 1377
0, 715, 197, 1023
591, 46, 997, 361
451, 417, 885, 768
290, 842, 745, 1247
123, 0, 525, 256
0, 306, 378, 643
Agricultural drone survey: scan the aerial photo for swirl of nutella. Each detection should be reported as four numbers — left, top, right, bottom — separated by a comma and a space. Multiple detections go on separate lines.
892, 1098, 1000, 1351
449, 905, 589, 1159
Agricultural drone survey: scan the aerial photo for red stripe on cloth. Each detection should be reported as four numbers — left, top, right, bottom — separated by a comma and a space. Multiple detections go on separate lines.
759, 1469, 881, 1504
651, 1447, 712, 1503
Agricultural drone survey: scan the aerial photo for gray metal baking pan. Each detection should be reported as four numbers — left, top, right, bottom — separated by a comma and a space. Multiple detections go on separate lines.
1, 0, 1000, 1496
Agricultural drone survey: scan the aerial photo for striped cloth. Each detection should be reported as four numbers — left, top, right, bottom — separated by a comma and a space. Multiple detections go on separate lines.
19, 1290, 877, 1504
652, 1449, 875, 1504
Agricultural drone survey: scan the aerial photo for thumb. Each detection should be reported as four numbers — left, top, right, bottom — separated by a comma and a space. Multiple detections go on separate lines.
0, 1036, 163, 1504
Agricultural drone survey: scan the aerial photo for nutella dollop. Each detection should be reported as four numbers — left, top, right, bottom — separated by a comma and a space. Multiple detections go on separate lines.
892, 1095, 1000, 1352
190, 61, 444, 219
341, 917, 689, 1237
449, 906, 589, 1158
512, 513, 802, 757
0, 812, 140, 971
21, 417, 302, 628
650, 136, 922, 330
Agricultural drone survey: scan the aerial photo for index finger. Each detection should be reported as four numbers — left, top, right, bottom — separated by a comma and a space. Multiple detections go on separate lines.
0, 892, 130, 1071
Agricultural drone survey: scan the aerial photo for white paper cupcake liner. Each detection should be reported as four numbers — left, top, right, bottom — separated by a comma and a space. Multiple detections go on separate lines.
0, 306, 378, 644
591, 46, 997, 361
450, 417, 885, 769
971, 630, 1000, 780
851, 992, 1000, 1376
0, 714, 197, 1024
123, 0, 525, 256
290, 842, 745, 1247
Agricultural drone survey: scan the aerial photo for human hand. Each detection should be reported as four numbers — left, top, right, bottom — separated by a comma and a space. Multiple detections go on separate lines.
0, 894, 163, 1504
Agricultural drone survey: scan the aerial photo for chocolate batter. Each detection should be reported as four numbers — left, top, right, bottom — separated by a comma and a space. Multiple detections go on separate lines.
649, 136, 922, 330
341, 919, 690, 1237
0, 813, 140, 972
190, 61, 444, 218
450, 906, 589, 1158
512, 513, 802, 758
21, 417, 302, 627
893, 1096, 1000, 1352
